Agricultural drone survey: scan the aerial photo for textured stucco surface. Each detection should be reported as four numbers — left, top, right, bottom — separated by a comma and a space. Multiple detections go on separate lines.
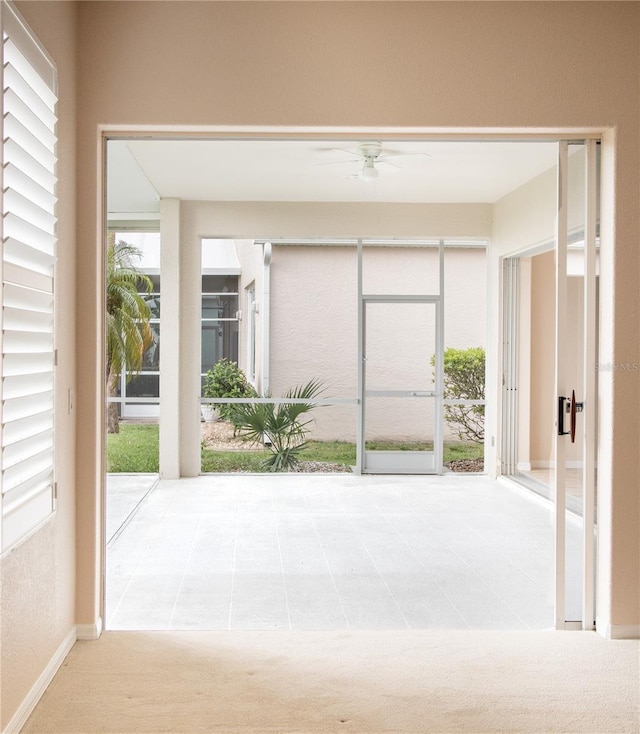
268, 245, 486, 442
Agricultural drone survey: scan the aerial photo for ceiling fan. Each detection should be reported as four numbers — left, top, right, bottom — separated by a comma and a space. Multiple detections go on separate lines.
320, 141, 429, 183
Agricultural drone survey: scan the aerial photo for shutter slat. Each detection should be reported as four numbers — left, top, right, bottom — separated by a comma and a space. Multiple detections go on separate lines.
4, 211, 55, 251
3, 187, 57, 233
2, 459, 53, 499
2, 1, 56, 97
2, 61, 56, 129
3, 112, 56, 169
3, 329, 53, 354
3, 38, 56, 110
3, 428, 53, 470
2, 282, 53, 312
3, 352, 53, 376
3, 447, 54, 493
3, 372, 53, 400
3, 305, 53, 333
2, 409, 53, 447
3, 87, 56, 150
2, 392, 54, 423
3, 237, 55, 278
4, 162, 56, 214
3, 137, 55, 193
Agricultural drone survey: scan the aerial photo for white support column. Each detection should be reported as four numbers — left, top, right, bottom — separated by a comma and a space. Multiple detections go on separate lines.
435, 240, 445, 474
261, 242, 272, 396
179, 221, 202, 477
159, 199, 181, 478
356, 239, 363, 474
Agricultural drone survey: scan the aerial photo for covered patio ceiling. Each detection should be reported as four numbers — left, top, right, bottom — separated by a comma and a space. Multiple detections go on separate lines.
107, 138, 561, 217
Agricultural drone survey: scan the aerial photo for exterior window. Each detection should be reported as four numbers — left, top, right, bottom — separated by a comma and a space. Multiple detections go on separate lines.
1, 3, 58, 552
201, 275, 239, 375
113, 233, 160, 418
120, 274, 160, 403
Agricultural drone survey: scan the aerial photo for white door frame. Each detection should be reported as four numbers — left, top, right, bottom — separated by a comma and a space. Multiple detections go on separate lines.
554, 140, 598, 630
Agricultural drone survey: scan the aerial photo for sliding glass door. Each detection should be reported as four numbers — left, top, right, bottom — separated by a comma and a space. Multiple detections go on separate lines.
501, 140, 598, 629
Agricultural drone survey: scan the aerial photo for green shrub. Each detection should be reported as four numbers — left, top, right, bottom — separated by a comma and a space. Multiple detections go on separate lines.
434, 347, 485, 444
203, 358, 256, 421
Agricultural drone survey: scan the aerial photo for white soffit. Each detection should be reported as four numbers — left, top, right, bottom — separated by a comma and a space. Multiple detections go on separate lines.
109, 139, 560, 207
108, 141, 160, 215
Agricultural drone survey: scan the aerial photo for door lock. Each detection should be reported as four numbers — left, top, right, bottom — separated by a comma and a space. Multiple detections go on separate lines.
558, 390, 584, 443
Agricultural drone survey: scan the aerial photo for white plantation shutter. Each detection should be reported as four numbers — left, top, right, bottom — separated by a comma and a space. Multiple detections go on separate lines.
1, 1, 57, 553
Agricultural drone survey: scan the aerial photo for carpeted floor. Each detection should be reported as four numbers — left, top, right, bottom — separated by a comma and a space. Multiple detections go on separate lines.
23, 630, 639, 733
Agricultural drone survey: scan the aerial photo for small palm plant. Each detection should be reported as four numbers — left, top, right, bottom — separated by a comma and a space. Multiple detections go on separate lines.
230, 379, 324, 471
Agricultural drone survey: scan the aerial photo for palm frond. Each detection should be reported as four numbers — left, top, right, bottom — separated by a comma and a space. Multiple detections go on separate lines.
230, 379, 325, 471
106, 239, 154, 383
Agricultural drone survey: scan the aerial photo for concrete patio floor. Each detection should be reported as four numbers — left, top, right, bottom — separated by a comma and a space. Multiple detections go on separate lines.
105, 473, 583, 631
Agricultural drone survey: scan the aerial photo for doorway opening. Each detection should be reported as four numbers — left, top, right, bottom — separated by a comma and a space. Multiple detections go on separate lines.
103, 134, 600, 633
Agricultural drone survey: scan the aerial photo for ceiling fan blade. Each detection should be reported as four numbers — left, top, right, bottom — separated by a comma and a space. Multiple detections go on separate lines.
330, 147, 363, 158
378, 152, 431, 160
314, 157, 361, 166
377, 160, 403, 169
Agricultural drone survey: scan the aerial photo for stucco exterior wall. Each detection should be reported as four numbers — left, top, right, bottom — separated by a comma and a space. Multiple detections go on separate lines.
178, 200, 490, 447
170, 197, 489, 443
267, 245, 486, 442
1, 2, 77, 730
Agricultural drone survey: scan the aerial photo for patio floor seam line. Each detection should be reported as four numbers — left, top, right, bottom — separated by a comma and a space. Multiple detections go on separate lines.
106, 475, 160, 548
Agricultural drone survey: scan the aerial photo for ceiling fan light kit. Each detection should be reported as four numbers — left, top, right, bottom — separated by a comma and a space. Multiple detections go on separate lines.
361, 159, 379, 181
323, 140, 429, 182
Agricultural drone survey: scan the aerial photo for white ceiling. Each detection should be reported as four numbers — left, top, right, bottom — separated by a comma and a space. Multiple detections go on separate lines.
107, 138, 559, 215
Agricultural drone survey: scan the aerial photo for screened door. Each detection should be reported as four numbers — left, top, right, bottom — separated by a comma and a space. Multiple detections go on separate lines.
360, 296, 442, 474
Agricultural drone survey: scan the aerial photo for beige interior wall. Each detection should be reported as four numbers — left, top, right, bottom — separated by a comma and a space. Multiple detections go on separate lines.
516, 257, 531, 468
69, 1, 639, 638
0, 2, 77, 730
527, 256, 586, 458
529, 251, 555, 465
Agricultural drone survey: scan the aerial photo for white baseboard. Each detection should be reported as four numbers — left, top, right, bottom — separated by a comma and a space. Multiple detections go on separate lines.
2, 627, 76, 734
597, 619, 640, 639
516, 461, 532, 471
76, 616, 103, 640
531, 460, 584, 470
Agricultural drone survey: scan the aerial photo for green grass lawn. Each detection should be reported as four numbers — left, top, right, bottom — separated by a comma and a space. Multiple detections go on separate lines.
106, 423, 160, 473
107, 423, 483, 473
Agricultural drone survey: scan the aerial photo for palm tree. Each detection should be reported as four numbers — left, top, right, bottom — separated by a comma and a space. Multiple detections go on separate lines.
106, 236, 154, 433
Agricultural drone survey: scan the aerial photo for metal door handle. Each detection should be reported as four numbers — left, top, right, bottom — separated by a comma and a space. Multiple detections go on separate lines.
558, 390, 584, 443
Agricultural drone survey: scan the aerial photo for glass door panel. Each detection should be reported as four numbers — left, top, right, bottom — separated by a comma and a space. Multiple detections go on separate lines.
362, 299, 441, 474
501, 141, 598, 629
